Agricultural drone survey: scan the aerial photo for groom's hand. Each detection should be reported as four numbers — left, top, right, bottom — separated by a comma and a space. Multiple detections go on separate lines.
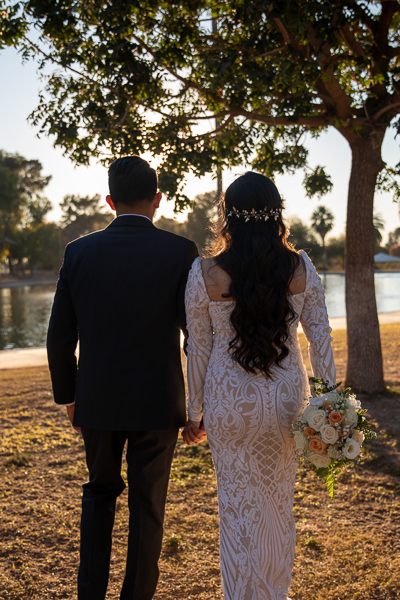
182, 420, 207, 445
66, 405, 81, 433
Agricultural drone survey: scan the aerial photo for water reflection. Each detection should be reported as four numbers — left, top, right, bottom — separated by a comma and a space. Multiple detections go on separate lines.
0, 285, 56, 350
323, 272, 400, 318
0, 274, 399, 350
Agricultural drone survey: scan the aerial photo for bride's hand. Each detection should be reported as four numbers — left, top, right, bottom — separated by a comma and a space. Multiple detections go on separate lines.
181, 420, 207, 445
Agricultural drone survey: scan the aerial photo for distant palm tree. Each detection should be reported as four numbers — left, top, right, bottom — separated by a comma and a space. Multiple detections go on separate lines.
311, 206, 334, 272
373, 213, 385, 247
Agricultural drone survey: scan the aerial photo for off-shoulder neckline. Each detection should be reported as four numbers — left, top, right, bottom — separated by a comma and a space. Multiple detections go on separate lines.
193, 255, 309, 303
192, 257, 233, 304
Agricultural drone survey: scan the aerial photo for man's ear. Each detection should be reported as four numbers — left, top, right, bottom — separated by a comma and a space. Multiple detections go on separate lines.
154, 191, 162, 210
106, 195, 116, 211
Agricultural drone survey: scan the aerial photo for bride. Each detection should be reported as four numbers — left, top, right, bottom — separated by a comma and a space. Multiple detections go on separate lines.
182, 172, 336, 600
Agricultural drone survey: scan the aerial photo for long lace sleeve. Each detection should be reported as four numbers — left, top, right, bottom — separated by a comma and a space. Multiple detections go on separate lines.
185, 258, 213, 422
299, 251, 336, 386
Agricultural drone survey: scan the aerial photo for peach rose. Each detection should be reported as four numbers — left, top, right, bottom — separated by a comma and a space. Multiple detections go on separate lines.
351, 430, 364, 446
303, 426, 316, 438
320, 424, 339, 445
308, 436, 328, 455
328, 411, 343, 426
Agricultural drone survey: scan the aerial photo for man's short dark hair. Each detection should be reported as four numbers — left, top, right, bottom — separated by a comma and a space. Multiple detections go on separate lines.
108, 156, 158, 206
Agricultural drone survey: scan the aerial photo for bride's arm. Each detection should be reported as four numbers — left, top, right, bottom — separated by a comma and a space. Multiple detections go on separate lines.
299, 253, 336, 386
185, 260, 213, 425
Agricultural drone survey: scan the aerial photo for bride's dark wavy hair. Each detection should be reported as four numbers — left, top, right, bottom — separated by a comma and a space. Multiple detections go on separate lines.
209, 171, 301, 379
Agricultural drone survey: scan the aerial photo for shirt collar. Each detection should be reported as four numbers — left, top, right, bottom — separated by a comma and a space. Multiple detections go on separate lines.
117, 213, 152, 222
107, 215, 155, 229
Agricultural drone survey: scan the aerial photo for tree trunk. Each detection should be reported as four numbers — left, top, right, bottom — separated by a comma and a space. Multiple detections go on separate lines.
8, 255, 14, 277
217, 168, 223, 198
345, 137, 385, 393
322, 238, 327, 272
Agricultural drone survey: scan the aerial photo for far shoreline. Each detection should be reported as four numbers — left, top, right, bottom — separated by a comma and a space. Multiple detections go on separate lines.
0, 277, 57, 289
1, 269, 400, 290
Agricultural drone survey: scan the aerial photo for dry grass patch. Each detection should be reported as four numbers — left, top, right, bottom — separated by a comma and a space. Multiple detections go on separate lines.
0, 323, 399, 599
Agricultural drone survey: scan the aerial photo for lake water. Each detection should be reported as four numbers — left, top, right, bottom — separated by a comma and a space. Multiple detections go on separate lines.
322, 272, 400, 319
0, 273, 400, 351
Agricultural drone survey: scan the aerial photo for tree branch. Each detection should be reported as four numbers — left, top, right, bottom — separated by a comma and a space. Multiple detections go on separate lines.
22, 32, 236, 130
115, 105, 132, 128
347, 0, 376, 33
274, 18, 291, 45
369, 2, 398, 99
245, 46, 286, 62
131, 100, 228, 123
131, 32, 206, 94
198, 33, 265, 55
375, 0, 398, 47
317, 57, 353, 118
21, 34, 132, 101
226, 106, 329, 127
372, 101, 400, 120
388, 45, 400, 58
339, 24, 366, 57
180, 116, 245, 143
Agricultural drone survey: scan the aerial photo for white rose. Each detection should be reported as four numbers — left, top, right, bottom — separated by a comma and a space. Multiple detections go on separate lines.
309, 396, 325, 407
343, 439, 361, 460
308, 454, 331, 468
324, 391, 340, 405
347, 395, 362, 409
307, 410, 327, 431
350, 430, 364, 446
293, 431, 307, 451
310, 391, 339, 408
301, 404, 317, 423
344, 406, 358, 426
319, 424, 339, 445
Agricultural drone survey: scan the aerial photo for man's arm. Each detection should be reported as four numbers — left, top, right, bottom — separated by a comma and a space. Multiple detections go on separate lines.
177, 241, 199, 354
47, 245, 79, 408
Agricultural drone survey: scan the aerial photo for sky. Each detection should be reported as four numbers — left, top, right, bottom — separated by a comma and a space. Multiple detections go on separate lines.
1, 45, 400, 242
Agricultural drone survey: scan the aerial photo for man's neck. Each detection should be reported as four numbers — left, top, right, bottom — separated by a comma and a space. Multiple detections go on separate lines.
115, 204, 154, 222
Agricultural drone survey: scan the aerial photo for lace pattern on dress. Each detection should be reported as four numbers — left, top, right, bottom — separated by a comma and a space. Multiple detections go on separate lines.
185, 253, 336, 600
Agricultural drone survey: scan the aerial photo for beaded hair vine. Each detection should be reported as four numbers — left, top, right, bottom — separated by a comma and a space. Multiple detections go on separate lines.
226, 206, 282, 223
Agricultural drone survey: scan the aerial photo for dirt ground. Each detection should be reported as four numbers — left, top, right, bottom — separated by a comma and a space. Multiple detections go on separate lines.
0, 324, 399, 600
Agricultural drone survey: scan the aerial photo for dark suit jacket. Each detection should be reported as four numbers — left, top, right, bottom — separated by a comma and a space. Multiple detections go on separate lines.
47, 216, 198, 431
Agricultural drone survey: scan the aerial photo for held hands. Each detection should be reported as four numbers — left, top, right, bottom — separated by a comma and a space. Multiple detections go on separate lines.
66, 405, 81, 433
181, 419, 207, 445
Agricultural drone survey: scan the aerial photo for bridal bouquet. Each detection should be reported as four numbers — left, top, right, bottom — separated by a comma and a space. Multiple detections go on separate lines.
291, 378, 376, 498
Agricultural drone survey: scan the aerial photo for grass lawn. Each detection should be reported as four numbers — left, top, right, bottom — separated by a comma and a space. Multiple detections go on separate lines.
0, 324, 399, 599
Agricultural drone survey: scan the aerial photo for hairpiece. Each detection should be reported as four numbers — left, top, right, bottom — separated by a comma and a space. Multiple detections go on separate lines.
226, 206, 281, 223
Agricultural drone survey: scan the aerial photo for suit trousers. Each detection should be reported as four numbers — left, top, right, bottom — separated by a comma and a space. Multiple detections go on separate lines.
78, 427, 179, 600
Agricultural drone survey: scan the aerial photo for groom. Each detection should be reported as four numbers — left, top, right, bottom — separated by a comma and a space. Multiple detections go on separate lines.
47, 156, 199, 600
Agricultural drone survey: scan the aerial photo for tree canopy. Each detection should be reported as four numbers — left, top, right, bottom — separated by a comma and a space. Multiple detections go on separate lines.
1, 0, 399, 209
0, 150, 51, 235
0, 151, 54, 271
311, 205, 334, 243
60, 194, 112, 244
311, 204, 334, 271
156, 191, 217, 251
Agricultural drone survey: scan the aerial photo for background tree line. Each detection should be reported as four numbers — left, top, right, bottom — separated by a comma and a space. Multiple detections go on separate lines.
1, 150, 399, 276
0, 151, 111, 275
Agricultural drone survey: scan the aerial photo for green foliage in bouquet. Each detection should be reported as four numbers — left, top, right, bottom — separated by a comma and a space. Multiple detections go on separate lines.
291, 378, 376, 499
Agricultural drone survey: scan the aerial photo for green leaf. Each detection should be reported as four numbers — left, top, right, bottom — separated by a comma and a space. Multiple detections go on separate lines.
325, 471, 336, 499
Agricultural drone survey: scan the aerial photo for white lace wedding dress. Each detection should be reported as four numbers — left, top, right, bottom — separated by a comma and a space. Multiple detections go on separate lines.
185, 251, 336, 600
